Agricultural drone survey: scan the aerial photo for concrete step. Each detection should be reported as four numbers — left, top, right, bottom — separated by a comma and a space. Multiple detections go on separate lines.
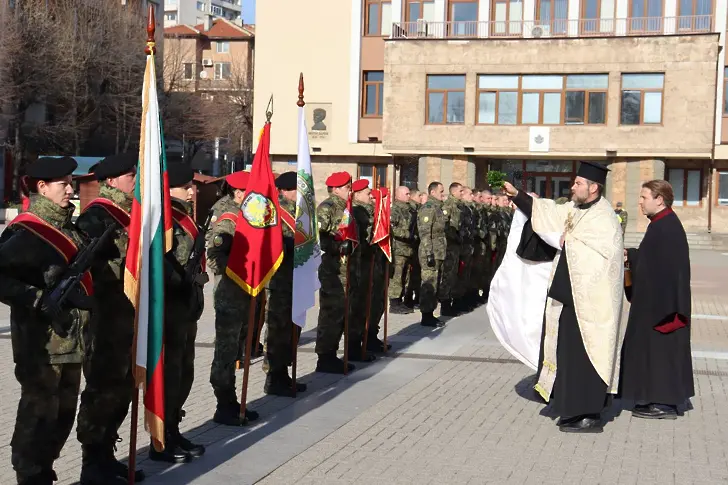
625, 231, 728, 251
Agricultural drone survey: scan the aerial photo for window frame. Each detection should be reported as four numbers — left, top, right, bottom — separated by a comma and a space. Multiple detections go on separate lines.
579, 0, 616, 35
357, 164, 388, 188
216, 41, 230, 54
723, 67, 728, 116
666, 167, 703, 207
426, 74, 467, 125
406, 0, 436, 21
535, 0, 569, 35
362, 71, 384, 118
619, 73, 665, 126
364, 0, 392, 36
214, 62, 231, 81
717, 170, 728, 206
490, 0, 525, 36
628, 0, 665, 33
677, 0, 713, 31
475, 74, 609, 126
183, 62, 195, 81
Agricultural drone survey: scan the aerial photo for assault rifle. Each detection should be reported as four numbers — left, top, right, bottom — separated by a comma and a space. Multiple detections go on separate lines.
42, 224, 116, 336
184, 209, 213, 286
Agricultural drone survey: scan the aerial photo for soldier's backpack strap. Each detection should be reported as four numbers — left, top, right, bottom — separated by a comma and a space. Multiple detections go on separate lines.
9, 212, 94, 295
84, 198, 131, 232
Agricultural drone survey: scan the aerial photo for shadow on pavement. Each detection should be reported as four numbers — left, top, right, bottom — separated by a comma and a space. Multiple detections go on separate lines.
122, 312, 465, 484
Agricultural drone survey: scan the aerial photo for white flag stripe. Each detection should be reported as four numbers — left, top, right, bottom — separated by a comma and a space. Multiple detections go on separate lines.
292, 105, 322, 327
136, 55, 163, 370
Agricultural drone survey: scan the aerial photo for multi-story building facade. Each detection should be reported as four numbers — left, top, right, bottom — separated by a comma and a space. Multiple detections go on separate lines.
164, 0, 243, 28
255, 0, 728, 233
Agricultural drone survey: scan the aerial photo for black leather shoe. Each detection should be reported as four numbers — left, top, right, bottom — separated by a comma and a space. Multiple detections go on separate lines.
315, 354, 355, 374
632, 403, 678, 420
177, 433, 206, 458
149, 443, 190, 464
559, 414, 603, 433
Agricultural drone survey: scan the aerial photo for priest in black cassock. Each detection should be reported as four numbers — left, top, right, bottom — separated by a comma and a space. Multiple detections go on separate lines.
504, 162, 625, 434
621, 179, 694, 419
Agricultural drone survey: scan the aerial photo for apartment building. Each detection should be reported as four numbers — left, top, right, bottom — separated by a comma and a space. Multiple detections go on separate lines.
164, 0, 243, 28
254, 0, 728, 233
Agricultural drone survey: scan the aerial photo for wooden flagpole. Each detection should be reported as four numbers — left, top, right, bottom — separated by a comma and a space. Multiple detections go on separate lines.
254, 291, 266, 357
361, 257, 375, 360
343, 255, 351, 375
291, 73, 306, 393
129, 8, 156, 484
240, 292, 258, 421
383, 179, 392, 355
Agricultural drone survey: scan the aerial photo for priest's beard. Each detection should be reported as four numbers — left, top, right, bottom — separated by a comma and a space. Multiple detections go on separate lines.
571, 191, 588, 205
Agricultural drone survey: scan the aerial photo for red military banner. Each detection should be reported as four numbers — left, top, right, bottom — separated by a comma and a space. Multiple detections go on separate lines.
371, 187, 391, 261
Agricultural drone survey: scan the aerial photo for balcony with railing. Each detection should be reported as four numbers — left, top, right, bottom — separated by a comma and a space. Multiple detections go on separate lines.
391, 15, 714, 40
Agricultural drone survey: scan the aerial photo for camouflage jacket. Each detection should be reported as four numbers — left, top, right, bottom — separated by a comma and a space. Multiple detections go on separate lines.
317, 194, 359, 276
486, 206, 499, 251
206, 195, 239, 275
443, 195, 462, 244
0, 195, 92, 365
460, 202, 475, 255
417, 196, 447, 261
390, 200, 417, 257
268, 195, 295, 292
75, 185, 135, 340
165, 198, 204, 321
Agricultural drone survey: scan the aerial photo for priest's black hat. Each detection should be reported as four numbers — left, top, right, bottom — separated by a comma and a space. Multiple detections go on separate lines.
576, 161, 609, 185
275, 171, 297, 190
168, 164, 195, 188
95, 153, 138, 181
26, 156, 77, 180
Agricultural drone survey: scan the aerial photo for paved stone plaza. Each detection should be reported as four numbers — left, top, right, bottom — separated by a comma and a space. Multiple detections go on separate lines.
1, 249, 727, 484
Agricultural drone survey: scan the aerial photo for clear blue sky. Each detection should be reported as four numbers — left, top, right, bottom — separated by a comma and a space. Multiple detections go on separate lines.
242, 0, 256, 24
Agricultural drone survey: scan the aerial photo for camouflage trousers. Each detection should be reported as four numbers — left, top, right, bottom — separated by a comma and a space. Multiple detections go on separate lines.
442, 244, 461, 300
77, 316, 134, 446
315, 257, 358, 355
12, 362, 81, 481
352, 256, 386, 343
210, 275, 250, 400
263, 286, 301, 374
418, 257, 446, 313
165, 317, 198, 428
388, 252, 415, 300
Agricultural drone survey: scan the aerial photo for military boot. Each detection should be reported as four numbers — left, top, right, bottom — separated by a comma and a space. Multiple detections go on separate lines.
366, 336, 392, 353
264, 370, 307, 397
173, 427, 206, 458
347, 343, 377, 363
421, 312, 444, 328
440, 300, 458, 317
148, 433, 190, 464
18, 470, 56, 485
111, 435, 145, 482
213, 390, 247, 426
80, 445, 128, 485
315, 353, 355, 374
389, 298, 413, 315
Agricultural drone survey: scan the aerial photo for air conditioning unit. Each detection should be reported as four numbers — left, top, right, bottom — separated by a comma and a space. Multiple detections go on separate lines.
531, 25, 551, 38
202, 58, 213, 67
416, 18, 428, 37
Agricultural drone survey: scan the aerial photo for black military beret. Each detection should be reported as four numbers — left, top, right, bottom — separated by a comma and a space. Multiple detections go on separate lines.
168, 163, 195, 188
275, 171, 297, 190
95, 152, 137, 181
26, 156, 77, 180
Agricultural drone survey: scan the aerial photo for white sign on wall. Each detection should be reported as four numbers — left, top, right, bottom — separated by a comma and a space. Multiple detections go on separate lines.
529, 127, 550, 152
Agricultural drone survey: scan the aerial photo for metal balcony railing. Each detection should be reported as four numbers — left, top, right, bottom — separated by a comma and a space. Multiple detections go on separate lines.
391, 16, 714, 40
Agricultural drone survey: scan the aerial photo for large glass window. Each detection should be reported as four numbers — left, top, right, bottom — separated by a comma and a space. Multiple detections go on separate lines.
362, 71, 384, 117
667, 168, 702, 206
365, 0, 392, 36
427, 75, 466, 124
621, 73, 664, 125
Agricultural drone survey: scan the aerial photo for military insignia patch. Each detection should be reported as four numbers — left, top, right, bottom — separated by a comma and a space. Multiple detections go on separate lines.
213, 235, 223, 247
423, 216, 430, 222
242, 192, 277, 229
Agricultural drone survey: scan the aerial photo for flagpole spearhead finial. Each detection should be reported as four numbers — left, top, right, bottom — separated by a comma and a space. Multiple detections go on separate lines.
265, 94, 274, 122
297, 73, 305, 108
145, 4, 156, 55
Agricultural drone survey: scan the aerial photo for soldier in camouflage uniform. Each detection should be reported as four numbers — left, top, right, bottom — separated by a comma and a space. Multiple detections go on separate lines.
0, 157, 93, 485
263, 172, 307, 397
453, 187, 476, 313
493, 194, 512, 273
205, 170, 259, 425
477, 190, 494, 301
150, 164, 207, 464
348, 179, 380, 360
467, 189, 485, 308
417, 182, 447, 327
404, 190, 422, 309
388, 186, 417, 315
315, 172, 359, 373
75, 153, 143, 484
441, 182, 464, 316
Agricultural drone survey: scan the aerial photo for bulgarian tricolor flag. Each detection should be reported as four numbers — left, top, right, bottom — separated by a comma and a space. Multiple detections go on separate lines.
124, 42, 173, 452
